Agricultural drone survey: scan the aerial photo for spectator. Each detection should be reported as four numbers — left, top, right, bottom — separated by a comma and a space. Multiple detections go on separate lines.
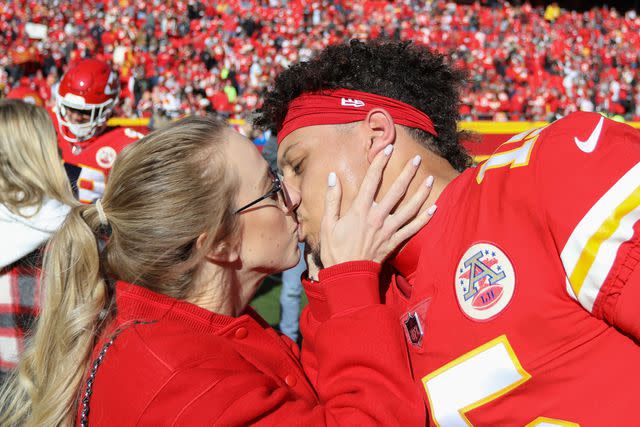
0, 100, 74, 383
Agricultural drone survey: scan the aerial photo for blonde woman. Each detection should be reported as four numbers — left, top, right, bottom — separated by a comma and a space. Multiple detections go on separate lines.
0, 100, 74, 381
0, 115, 434, 426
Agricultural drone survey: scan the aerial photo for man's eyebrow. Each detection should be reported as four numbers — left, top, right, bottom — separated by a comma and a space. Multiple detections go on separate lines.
280, 141, 299, 165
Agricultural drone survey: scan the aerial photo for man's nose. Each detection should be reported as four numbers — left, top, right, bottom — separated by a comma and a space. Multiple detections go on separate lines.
282, 178, 301, 212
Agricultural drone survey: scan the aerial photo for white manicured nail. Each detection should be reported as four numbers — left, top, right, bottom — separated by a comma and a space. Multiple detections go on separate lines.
425, 175, 434, 187
328, 172, 337, 187
384, 144, 394, 156
427, 204, 437, 215
412, 155, 422, 166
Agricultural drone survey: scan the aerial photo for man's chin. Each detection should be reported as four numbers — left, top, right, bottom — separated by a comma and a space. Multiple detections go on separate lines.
303, 240, 324, 270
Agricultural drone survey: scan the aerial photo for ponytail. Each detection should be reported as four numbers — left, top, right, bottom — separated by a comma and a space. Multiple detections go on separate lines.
0, 202, 113, 426
0, 115, 237, 426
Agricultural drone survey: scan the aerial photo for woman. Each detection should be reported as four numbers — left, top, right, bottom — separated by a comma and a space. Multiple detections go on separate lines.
0, 115, 434, 426
0, 100, 74, 381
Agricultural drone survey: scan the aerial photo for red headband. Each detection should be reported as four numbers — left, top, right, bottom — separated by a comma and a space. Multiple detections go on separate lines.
277, 88, 437, 144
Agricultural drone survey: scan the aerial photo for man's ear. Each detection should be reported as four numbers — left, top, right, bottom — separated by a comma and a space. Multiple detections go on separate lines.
196, 232, 239, 264
364, 108, 396, 163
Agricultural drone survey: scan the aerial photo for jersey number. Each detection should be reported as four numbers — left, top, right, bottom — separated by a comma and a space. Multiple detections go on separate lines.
476, 127, 545, 184
422, 335, 578, 427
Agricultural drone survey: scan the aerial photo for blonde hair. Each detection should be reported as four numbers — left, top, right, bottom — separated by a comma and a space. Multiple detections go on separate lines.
0, 99, 74, 213
0, 115, 239, 426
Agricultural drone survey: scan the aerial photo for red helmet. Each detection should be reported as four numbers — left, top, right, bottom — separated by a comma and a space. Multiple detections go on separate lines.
55, 59, 120, 143
6, 85, 44, 106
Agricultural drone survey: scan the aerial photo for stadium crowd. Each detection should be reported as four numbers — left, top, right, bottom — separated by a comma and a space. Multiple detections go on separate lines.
1, 0, 639, 122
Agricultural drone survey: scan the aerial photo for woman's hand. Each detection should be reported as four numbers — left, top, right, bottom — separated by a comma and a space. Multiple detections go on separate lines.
320, 145, 436, 268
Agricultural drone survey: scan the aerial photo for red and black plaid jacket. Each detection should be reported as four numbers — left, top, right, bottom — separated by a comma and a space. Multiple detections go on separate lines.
0, 250, 41, 380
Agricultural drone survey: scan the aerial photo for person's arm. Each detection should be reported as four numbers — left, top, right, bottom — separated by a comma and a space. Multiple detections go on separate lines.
532, 112, 640, 340
301, 146, 435, 390
299, 274, 323, 386
140, 290, 424, 426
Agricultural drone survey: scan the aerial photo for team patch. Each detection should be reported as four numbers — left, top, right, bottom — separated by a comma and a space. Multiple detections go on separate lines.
96, 146, 117, 169
404, 313, 423, 346
455, 243, 515, 321
400, 298, 431, 349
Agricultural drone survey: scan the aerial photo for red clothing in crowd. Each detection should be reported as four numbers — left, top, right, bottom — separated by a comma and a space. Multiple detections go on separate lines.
301, 112, 640, 425
0, 251, 41, 375
79, 264, 425, 426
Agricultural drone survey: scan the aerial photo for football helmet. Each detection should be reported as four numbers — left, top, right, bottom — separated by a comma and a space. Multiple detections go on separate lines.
6, 85, 44, 106
55, 59, 120, 143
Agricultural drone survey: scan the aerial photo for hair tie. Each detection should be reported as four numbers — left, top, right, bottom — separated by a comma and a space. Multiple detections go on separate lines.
95, 199, 108, 226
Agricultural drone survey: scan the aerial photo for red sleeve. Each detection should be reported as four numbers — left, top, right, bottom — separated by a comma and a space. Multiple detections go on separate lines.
534, 112, 640, 339
138, 264, 425, 425
299, 302, 321, 385
299, 261, 383, 386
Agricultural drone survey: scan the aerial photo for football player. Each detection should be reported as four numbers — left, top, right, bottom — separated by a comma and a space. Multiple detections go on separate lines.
256, 39, 640, 426
54, 59, 146, 203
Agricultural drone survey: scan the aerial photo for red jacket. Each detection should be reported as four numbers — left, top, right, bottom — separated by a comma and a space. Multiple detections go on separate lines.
78, 262, 425, 426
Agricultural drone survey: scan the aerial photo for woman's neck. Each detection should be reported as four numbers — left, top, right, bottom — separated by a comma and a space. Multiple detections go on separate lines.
188, 263, 266, 317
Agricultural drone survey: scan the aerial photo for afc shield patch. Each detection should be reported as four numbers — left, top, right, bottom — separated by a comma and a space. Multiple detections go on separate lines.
96, 146, 117, 169
455, 242, 515, 321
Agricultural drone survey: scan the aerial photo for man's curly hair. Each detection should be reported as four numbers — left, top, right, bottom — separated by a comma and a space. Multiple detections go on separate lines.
255, 39, 472, 172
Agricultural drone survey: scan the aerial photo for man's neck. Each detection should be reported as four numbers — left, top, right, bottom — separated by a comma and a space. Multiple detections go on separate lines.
379, 137, 459, 213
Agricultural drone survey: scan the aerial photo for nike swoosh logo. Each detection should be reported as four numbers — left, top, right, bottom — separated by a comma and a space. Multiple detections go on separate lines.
574, 116, 605, 153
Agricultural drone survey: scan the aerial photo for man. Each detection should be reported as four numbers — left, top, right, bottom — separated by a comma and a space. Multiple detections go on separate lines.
53, 59, 146, 203
256, 39, 640, 425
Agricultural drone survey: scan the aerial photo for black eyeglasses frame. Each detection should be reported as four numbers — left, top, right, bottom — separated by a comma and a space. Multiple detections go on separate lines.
235, 169, 285, 214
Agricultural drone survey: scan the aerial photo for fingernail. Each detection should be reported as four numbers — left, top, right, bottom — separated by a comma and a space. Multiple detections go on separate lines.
384, 144, 394, 156
412, 155, 422, 166
328, 172, 337, 187
425, 175, 434, 187
427, 204, 437, 215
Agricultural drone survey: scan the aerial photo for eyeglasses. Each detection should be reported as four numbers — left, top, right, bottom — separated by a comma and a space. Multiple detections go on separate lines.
235, 169, 286, 214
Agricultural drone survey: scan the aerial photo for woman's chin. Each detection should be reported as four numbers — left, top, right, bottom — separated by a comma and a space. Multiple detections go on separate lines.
283, 244, 301, 270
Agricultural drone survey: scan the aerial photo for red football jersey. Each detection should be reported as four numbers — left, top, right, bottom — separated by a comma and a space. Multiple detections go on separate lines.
57, 125, 146, 203
301, 112, 640, 426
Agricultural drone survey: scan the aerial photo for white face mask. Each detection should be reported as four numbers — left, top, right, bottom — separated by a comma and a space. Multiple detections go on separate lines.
55, 97, 114, 143
64, 120, 95, 140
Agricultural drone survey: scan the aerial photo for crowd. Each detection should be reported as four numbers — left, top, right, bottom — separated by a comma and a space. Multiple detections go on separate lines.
1, 29, 640, 425
1, 0, 639, 124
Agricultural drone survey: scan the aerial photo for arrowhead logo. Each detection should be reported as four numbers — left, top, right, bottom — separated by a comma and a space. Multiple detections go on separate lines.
574, 116, 605, 153
341, 98, 365, 108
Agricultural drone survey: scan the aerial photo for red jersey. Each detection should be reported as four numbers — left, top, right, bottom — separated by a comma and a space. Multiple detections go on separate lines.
301, 112, 640, 426
57, 126, 146, 203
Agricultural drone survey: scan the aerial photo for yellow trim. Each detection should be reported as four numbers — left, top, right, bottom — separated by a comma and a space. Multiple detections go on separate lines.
526, 417, 580, 426
459, 121, 549, 134
422, 335, 531, 427
106, 117, 247, 127
476, 136, 538, 184
473, 154, 490, 163
106, 117, 149, 127
460, 121, 640, 133
569, 185, 640, 297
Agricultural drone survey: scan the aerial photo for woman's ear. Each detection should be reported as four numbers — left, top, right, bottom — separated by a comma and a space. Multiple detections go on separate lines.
196, 232, 239, 264
365, 108, 396, 163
